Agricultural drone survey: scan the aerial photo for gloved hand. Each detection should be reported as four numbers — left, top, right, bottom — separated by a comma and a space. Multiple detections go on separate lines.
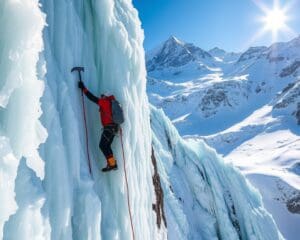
78, 81, 85, 89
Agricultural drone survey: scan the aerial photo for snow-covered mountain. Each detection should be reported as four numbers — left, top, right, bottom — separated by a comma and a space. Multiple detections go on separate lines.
147, 36, 300, 239
147, 36, 213, 71
0, 1, 285, 240
148, 35, 300, 137
146, 36, 218, 80
147, 36, 300, 135
209, 47, 241, 63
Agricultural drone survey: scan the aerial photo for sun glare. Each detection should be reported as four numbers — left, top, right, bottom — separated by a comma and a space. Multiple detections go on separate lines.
246, 0, 297, 47
263, 8, 287, 33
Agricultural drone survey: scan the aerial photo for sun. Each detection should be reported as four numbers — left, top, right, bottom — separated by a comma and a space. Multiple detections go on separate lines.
263, 7, 287, 33
247, 0, 296, 45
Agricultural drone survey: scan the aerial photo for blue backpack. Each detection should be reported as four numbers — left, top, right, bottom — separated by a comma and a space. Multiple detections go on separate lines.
111, 99, 124, 124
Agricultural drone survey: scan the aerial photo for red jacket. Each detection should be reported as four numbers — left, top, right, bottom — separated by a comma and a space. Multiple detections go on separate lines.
98, 95, 115, 126
83, 87, 116, 126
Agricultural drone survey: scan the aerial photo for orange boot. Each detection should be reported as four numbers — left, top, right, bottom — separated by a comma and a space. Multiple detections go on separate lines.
102, 155, 118, 172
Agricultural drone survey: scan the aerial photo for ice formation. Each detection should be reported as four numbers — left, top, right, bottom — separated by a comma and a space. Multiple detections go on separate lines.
151, 106, 284, 240
0, 0, 283, 239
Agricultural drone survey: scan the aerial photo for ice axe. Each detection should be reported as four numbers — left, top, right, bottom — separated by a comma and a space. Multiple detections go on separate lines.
71, 66, 84, 82
71, 66, 92, 176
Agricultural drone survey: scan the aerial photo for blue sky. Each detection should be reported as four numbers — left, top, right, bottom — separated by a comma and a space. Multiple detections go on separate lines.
132, 0, 300, 52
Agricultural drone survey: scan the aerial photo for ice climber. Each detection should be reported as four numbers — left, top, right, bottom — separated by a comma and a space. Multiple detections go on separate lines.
78, 81, 120, 172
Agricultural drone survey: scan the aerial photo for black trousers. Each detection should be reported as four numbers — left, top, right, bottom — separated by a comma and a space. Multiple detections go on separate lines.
99, 124, 119, 159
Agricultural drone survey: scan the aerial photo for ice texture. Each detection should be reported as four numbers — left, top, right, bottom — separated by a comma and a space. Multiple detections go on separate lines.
151, 106, 284, 240
0, 0, 283, 239
1, 0, 159, 239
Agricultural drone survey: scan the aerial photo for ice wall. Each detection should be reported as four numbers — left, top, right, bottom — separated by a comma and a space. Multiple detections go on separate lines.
151, 106, 284, 240
0, 0, 48, 239
0, 0, 162, 239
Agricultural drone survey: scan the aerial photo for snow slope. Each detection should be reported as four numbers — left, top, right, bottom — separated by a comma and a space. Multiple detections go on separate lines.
0, 1, 284, 240
203, 102, 300, 240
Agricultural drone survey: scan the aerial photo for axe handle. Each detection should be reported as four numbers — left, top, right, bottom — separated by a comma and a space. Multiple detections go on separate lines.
78, 71, 82, 82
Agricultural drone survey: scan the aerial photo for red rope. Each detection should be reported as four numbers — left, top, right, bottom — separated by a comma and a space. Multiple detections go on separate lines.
120, 127, 135, 240
81, 90, 92, 174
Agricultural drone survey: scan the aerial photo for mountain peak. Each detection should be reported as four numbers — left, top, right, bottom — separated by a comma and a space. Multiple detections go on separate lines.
209, 47, 226, 52
208, 47, 227, 58
168, 35, 178, 41
146, 36, 213, 72
165, 35, 184, 46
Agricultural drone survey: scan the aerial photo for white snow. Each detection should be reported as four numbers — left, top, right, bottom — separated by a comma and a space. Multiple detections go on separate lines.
202, 104, 300, 240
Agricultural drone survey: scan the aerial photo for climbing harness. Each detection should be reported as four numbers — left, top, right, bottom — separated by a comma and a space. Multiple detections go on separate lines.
120, 127, 135, 240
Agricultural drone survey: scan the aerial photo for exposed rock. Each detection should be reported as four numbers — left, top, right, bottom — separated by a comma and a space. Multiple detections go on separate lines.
255, 85, 262, 93
282, 83, 296, 94
274, 179, 300, 215
290, 162, 300, 176
274, 81, 300, 109
274, 81, 300, 124
280, 60, 300, 78
286, 195, 300, 214
224, 191, 241, 237
199, 82, 245, 118
296, 103, 300, 125
151, 148, 167, 229
268, 56, 285, 63
237, 46, 267, 62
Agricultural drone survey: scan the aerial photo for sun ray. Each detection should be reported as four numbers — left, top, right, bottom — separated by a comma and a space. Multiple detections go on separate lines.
249, 0, 296, 47
251, 0, 270, 14
242, 27, 267, 51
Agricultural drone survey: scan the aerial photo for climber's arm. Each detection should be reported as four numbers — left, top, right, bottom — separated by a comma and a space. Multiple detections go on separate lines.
83, 88, 99, 104
78, 81, 99, 104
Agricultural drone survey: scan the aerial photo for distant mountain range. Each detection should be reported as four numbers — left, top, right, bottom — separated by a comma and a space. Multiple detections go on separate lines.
146, 35, 300, 135
146, 35, 300, 240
